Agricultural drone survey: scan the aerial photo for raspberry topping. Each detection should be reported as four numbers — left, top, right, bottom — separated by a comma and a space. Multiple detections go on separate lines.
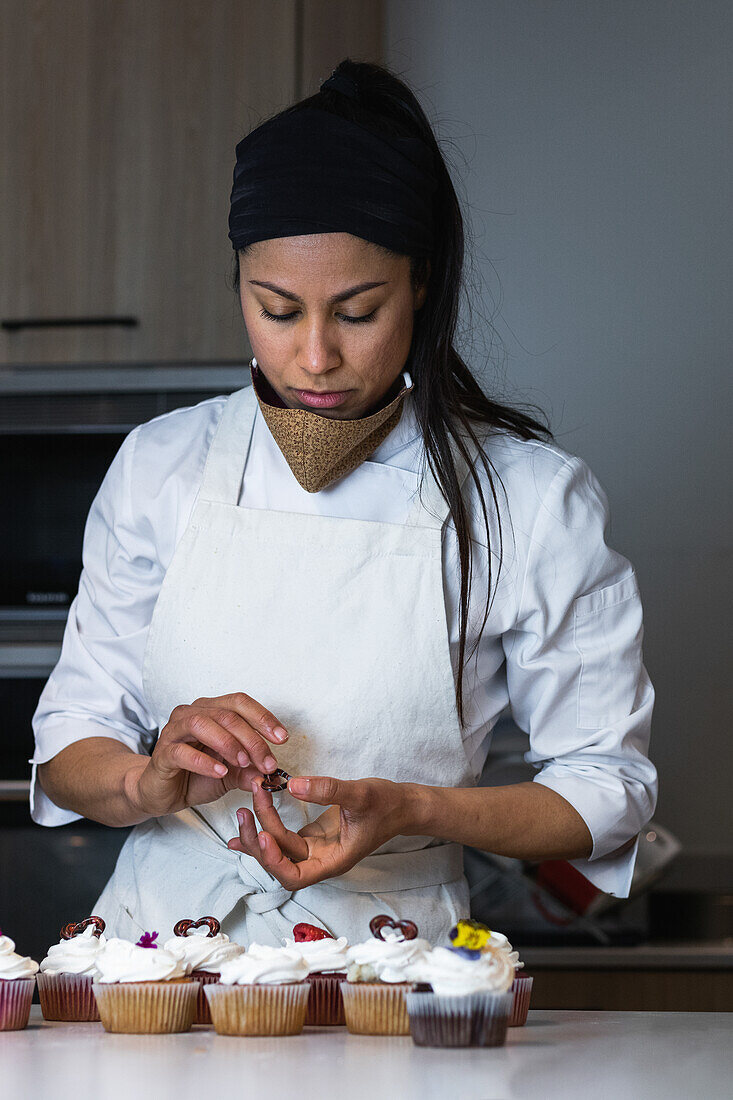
292, 923, 333, 943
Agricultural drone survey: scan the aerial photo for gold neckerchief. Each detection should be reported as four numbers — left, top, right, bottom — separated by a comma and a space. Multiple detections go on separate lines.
250, 360, 414, 493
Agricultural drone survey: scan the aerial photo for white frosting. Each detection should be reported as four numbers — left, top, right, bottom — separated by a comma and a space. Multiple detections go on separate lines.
163, 930, 244, 974
487, 930, 524, 970
283, 936, 349, 974
346, 933, 432, 984
0, 935, 39, 980
218, 945, 308, 986
40, 925, 107, 977
94, 938, 186, 983
412, 945, 515, 996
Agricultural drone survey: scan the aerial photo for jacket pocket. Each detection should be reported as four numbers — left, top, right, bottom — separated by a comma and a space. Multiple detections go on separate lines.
573, 572, 643, 729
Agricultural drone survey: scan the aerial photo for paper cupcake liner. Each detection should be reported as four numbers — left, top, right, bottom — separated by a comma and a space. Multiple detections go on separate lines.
340, 981, 414, 1036
190, 970, 220, 1025
405, 990, 514, 1048
509, 974, 534, 1027
305, 971, 347, 1026
0, 978, 35, 1031
204, 982, 310, 1036
37, 971, 100, 1022
92, 979, 199, 1034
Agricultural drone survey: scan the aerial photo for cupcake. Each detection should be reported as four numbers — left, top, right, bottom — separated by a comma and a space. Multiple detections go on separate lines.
406, 943, 515, 1047
37, 916, 106, 1021
284, 923, 350, 1026
341, 915, 432, 1036
205, 944, 310, 1036
164, 917, 244, 1025
449, 919, 533, 1026
0, 931, 39, 1031
92, 932, 198, 1034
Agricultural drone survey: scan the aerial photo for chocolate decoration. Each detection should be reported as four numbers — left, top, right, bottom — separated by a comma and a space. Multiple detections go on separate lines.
260, 769, 291, 792
369, 914, 418, 942
173, 916, 221, 938
60, 916, 106, 940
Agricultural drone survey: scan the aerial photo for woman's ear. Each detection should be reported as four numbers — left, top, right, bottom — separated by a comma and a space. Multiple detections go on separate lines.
414, 260, 431, 310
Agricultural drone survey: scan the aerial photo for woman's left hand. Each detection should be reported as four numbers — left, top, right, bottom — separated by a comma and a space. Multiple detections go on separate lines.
226, 775, 419, 889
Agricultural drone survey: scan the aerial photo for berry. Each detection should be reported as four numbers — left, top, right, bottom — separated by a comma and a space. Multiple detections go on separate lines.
292, 923, 332, 943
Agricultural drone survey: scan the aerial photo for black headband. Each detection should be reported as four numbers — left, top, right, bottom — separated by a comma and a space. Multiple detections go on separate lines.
228, 103, 438, 257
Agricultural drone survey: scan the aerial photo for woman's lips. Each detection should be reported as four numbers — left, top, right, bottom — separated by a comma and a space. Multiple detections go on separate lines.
295, 389, 350, 408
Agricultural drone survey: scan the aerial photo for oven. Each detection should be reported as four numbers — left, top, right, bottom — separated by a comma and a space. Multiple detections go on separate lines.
0, 364, 243, 960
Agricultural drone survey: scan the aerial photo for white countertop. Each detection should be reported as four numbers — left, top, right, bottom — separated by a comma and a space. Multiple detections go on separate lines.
3, 1007, 733, 1100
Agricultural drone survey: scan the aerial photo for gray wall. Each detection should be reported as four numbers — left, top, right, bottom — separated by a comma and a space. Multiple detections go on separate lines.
385, 1, 732, 860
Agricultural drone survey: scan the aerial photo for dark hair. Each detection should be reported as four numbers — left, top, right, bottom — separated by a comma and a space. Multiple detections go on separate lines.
229, 58, 553, 729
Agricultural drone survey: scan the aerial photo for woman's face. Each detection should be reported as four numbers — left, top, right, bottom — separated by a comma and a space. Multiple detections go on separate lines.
238, 233, 428, 419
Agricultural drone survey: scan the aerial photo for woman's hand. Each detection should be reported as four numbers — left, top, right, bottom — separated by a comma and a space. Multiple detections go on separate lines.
129, 692, 289, 818
226, 775, 421, 889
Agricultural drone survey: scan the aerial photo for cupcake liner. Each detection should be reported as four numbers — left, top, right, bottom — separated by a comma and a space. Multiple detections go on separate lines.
0, 978, 35, 1031
509, 974, 534, 1027
92, 979, 199, 1034
340, 981, 414, 1036
37, 971, 100, 1022
204, 982, 310, 1036
305, 972, 347, 1026
190, 970, 221, 1025
405, 990, 514, 1048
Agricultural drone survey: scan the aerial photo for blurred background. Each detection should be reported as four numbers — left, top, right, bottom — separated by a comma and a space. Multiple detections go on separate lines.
1, 1, 730, 1010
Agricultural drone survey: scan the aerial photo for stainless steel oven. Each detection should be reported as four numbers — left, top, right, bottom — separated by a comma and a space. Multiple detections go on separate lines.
0, 363, 244, 961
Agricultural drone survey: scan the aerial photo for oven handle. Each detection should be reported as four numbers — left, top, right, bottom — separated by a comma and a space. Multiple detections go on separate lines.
0, 780, 31, 801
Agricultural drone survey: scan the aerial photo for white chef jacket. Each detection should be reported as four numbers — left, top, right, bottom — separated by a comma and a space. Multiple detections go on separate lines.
30, 386, 657, 898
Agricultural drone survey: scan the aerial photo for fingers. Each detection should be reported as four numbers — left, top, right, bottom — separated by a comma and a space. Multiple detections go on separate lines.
159, 741, 228, 780
288, 775, 366, 809
251, 780, 308, 860
163, 708, 280, 776
194, 692, 289, 747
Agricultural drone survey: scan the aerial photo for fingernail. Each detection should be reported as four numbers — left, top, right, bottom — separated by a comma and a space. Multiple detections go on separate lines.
236, 809, 244, 824
214, 763, 228, 776
290, 777, 309, 795
258, 833, 267, 850
237, 751, 249, 767
272, 726, 288, 742
264, 755, 278, 772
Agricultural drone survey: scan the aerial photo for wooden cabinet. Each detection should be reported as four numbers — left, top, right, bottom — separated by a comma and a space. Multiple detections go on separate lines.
1, 0, 383, 367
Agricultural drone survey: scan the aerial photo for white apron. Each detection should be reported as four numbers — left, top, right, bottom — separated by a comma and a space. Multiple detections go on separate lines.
93, 383, 483, 947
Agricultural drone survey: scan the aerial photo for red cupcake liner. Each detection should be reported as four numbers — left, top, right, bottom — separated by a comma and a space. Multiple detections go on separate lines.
0, 978, 36, 1031
305, 972, 347, 1026
509, 974, 534, 1027
190, 970, 220, 1024
37, 971, 100, 1022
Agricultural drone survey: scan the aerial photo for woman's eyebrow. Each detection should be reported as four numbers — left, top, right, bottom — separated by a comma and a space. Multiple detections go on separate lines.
248, 280, 387, 305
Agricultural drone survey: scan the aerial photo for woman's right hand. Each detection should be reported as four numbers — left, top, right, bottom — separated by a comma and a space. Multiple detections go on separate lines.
128, 692, 289, 817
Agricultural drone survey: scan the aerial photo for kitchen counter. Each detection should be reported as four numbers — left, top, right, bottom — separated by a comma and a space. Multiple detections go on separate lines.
521, 942, 733, 969
3, 1007, 732, 1100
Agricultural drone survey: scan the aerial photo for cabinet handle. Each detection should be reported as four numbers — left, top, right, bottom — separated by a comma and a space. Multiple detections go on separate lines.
2, 316, 139, 331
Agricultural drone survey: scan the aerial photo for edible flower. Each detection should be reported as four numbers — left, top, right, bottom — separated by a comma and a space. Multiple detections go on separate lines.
449, 918, 492, 951
136, 931, 159, 949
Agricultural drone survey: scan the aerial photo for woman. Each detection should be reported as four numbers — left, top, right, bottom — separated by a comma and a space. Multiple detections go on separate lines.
32, 59, 657, 946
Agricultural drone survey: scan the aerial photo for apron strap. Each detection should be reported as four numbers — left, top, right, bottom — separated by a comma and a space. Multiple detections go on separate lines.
197, 384, 258, 506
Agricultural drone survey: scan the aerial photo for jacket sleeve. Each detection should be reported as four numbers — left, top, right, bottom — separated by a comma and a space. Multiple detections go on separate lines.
501, 455, 658, 897
30, 425, 162, 826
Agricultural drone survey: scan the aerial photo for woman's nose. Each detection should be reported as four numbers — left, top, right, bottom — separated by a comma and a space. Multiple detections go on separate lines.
296, 321, 342, 375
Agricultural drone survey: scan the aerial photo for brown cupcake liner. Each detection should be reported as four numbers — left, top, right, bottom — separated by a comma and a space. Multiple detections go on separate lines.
405, 990, 514, 1048
340, 981, 415, 1036
305, 971, 347, 1026
0, 978, 35, 1031
190, 970, 220, 1025
92, 979, 199, 1034
204, 982, 310, 1036
37, 971, 100, 1022
509, 975, 534, 1027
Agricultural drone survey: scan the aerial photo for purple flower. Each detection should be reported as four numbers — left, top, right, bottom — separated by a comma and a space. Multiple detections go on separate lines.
447, 945, 482, 961
136, 931, 159, 949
